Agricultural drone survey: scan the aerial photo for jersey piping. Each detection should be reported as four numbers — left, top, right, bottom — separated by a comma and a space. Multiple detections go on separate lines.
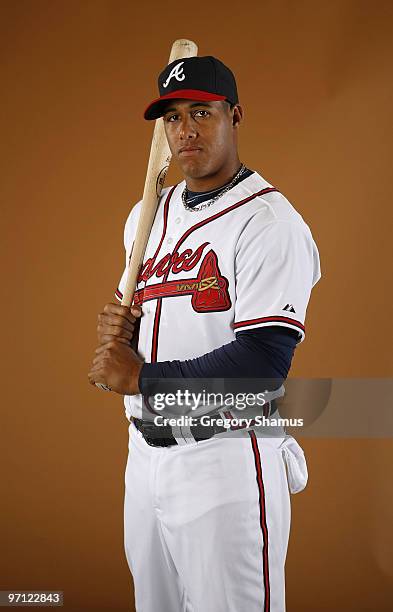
249, 430, 270, 611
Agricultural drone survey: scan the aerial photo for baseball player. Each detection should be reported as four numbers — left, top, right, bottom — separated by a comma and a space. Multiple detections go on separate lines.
88, 55, 321, 611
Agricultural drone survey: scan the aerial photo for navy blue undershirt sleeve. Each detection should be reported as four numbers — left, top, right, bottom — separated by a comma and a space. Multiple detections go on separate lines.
138, 326, 298, 396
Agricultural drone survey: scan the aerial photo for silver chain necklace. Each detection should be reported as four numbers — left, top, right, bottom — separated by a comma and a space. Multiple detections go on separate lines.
182, 163, 246, 212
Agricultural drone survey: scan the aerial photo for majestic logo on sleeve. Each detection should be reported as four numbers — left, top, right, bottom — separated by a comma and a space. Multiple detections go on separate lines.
133, 243, 231, 312
162, 62, 185, 88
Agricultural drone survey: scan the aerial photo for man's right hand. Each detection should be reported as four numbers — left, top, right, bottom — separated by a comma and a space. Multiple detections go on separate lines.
97, 303, 142, 346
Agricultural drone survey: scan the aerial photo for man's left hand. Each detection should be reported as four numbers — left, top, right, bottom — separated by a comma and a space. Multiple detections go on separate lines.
88, 340, 144, 395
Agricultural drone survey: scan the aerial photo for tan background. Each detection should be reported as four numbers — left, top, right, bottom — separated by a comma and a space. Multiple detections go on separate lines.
1, 0, 392, 610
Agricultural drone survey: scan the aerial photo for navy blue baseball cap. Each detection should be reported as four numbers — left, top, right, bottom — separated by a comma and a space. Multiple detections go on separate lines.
143, 56, 239, 120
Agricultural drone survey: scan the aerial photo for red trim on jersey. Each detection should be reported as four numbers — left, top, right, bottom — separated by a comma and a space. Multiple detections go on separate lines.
234, 316, 305, 334
172, 187, 278, 252
151, 299, 162, 363
115, 288, 123, 300
249, 430, 270, 612
149, 186, 175, 362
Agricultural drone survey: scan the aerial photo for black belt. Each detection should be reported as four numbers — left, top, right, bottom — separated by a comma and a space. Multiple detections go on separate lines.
131, 401, 278, 448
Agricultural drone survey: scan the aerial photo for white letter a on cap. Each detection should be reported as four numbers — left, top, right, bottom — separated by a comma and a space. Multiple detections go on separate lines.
163, 62, 185, 88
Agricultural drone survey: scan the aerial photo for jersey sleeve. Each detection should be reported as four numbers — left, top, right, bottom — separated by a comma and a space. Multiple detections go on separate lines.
233, 216, 321, 343
114, 201, 142, 303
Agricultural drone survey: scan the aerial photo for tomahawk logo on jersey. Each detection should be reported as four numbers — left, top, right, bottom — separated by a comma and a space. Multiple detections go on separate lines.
115, 171, 321, 421
132, 244, 231, 312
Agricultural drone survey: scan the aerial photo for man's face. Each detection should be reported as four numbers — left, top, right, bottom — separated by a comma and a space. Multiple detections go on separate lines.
162, 100, 237, 180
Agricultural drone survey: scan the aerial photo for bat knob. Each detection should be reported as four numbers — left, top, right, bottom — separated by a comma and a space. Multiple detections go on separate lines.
95, 382, 112, 392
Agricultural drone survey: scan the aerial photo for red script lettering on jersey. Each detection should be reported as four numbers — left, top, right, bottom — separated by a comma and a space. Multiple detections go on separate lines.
137, 242, 210, 283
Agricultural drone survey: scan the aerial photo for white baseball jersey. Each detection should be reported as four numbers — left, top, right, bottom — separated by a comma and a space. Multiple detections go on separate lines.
115, 170, 321, 422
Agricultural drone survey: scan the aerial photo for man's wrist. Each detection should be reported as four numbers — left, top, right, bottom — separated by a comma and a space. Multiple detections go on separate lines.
124, 357, 144, 396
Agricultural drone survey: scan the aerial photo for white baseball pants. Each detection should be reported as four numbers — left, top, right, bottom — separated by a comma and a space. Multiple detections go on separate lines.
123, 421, 307, 612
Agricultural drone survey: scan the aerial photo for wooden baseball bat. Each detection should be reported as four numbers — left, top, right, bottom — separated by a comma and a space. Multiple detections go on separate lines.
121, 38, 198, 308
95, 39, 198, 392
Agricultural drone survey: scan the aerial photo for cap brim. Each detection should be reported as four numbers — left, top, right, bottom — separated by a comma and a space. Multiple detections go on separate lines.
143, 89, 227, 120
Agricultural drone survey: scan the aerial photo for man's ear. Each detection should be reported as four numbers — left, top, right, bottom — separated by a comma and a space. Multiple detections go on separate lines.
232, 104, 243, 127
